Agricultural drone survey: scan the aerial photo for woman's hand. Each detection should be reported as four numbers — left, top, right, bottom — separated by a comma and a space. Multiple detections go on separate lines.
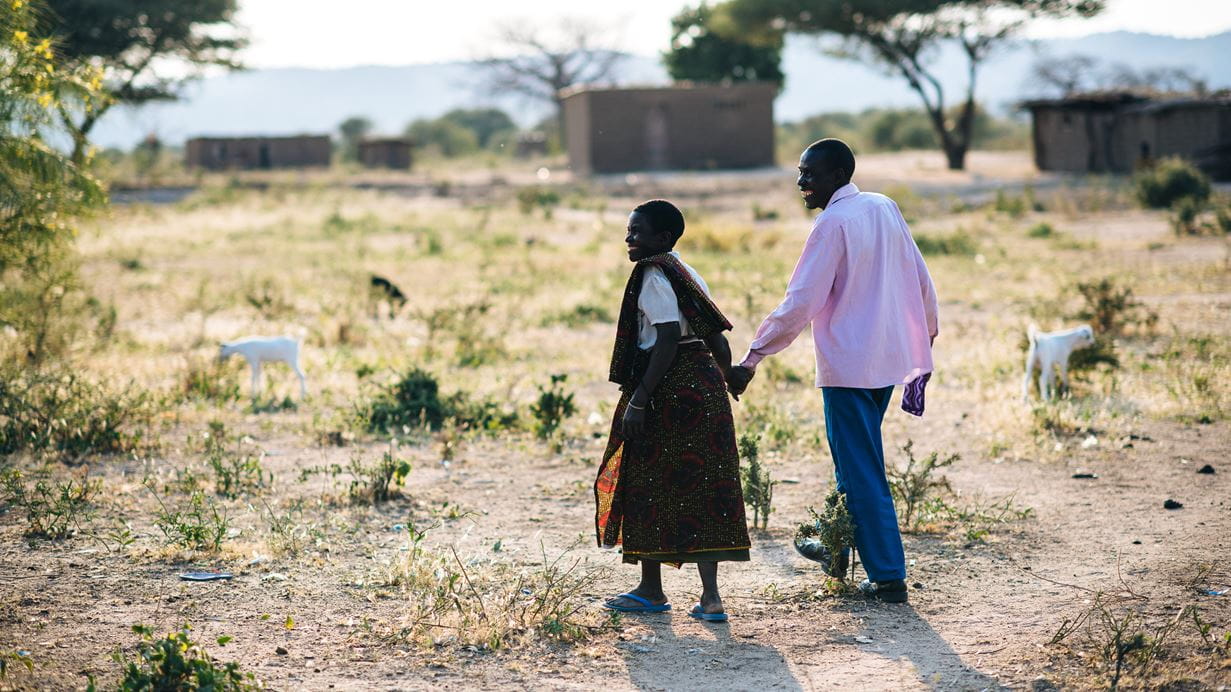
621, 401, 647, 439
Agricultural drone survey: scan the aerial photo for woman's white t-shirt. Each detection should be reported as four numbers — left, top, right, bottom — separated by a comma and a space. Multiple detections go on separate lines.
636, 252, 712, 350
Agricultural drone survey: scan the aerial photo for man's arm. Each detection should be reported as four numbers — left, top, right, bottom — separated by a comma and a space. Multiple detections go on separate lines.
735, 220, 845, 383
912, 238, 939, 343
622, 322, 681, 438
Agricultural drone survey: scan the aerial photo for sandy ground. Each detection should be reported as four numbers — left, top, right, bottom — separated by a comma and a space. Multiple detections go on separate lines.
3, 150, 1231, 690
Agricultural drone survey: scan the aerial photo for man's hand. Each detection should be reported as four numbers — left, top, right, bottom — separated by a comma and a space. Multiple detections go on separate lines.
727, 365, 755, 399
621, 402, 647, 439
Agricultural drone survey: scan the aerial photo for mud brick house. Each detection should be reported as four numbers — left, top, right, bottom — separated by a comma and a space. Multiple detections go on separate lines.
561, 83, 776, 175
1024, 92, 1231, 179
357, 137, 413, 170
185, 135, 332, 170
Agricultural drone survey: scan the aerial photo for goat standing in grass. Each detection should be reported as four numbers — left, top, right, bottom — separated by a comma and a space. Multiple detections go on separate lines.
218, 336, 307, 398
1022, 325, 1095, 401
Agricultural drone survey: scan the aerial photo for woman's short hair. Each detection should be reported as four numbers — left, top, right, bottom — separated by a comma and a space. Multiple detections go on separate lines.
633, 199, 685, 243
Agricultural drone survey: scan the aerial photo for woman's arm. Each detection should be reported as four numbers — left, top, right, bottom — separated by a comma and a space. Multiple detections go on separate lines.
705, 331, 733, 378
622, 322, 681, 438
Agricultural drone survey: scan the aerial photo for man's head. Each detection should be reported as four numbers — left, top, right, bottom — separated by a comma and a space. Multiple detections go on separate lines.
797, 139, 855, 210
626, 199, 684, 262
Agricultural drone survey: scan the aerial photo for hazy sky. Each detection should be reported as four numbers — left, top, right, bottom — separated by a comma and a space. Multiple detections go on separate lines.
236, 0, 1231, 69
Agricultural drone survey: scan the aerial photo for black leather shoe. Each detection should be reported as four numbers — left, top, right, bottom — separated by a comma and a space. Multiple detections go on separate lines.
858, 578, 908, 603
793, 537, 849, 578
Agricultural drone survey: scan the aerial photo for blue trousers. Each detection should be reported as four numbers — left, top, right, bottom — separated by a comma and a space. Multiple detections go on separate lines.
822, 386, 906, 582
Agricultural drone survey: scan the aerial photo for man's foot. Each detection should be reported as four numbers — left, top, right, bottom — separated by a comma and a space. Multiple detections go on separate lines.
858, 578, 908, 603
603, 590, 670, 613
793, 537, 849, 578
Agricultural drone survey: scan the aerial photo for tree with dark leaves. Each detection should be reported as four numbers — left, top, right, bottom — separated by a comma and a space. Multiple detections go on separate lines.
43, 0, 246, 164
716, 0, 1105, 170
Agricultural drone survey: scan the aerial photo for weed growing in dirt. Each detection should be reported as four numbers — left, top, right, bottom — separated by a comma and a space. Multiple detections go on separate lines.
1070, 278, 1157, 338
0, 649, 34, 678
262, 499, 319, 557
113, 624, 260, 691
348, 447, 412, 503
516, 186, 561, 218
887, 440, 957, 532
740, 402, 797, 450
149, 486, 230, 552
0, 469, 100, 539
1049, 595, 1228, 690
1027, 221, 1054, 238
203, 422, 270, 498
0, 369, 151, 460
1160, 334, 1229, 423
796, 488, 856, 581
530, 373, 576, 441
739, 433, 774, 530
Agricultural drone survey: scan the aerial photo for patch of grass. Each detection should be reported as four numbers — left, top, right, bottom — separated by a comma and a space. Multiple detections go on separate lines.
378, 526, 614, 650
516, 186, 561, 219
912, 228, 977, 256
540, 303, 613, 328
0, 369, 152, 460
740, 402, 797, 450
1161, 334, 1229, 423
203, 421, 270, 498
114, 623, 260, 691
262, 499, 320, 557
739, 433, 774, 530
0, 468, 100, 539
149, 486, 230, 552
180, 356, 243, 404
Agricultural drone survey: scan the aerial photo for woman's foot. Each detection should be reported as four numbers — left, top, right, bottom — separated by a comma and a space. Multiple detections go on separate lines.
696, 592, 724, 615
603, 588, 669, 612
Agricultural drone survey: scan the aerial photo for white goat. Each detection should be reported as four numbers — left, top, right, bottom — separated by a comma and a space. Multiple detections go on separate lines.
1022, 324, 1095, 401
218, 336, 307, 398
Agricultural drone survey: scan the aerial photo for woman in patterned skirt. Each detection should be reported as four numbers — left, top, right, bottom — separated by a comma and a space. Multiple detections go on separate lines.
595, 199, 749, 622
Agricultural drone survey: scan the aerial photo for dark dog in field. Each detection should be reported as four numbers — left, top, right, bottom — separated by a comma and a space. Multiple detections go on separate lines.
370, 274, 407, 318
370, 275, 407, 306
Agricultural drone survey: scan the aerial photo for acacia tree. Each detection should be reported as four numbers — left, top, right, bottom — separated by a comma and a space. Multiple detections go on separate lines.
1030, 53, 1207, 97
42, 0, 246, 164
664, 3, 784, 88
717, 0, 1104, 169
477, 17, 626, 146
338, 115, 373, 161
2, 0, 107, 363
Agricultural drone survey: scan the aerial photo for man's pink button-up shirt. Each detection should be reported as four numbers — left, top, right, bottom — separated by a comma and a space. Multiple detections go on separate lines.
740, 183, 939, 389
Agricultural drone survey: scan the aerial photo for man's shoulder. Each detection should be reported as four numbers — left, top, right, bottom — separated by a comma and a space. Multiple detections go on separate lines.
823, 190, 900, 226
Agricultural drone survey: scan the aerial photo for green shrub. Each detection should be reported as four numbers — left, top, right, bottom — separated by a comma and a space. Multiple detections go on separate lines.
1071, 278, 1157, 337
1169, 195, 1206, 235
1027, 222, 1054, 238
115, 624, 259, 691
739, 433, 774, 530
181, 357, 242, 404
912, 229, 977, 256
516, 186, 561, 218
540, 303, 613, 328
1133, 157, 1211, 209
530, 374, 577, 440
0, 369, 151, 460
363, 368, 518, 435
994, 189, 1026, 217
795, 488, 855, 581
0, 468, 100, 539
1215, 204, 1231, 235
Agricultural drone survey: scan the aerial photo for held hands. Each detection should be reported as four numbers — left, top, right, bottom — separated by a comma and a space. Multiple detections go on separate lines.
726, 365, 754, 399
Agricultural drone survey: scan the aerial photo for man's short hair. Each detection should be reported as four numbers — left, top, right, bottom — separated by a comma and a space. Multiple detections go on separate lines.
634, 199, 685, 243
805, 138, 856, 181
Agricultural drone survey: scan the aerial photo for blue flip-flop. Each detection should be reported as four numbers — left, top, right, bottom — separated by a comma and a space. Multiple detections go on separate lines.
602, 593, 671, 613
689, 604, 729, 622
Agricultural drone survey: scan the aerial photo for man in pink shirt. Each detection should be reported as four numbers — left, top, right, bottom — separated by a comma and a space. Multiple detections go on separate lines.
728, 139, 938, 603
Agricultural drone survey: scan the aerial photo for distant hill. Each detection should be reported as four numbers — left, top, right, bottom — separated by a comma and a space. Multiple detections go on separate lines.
90, 31, 1231, 149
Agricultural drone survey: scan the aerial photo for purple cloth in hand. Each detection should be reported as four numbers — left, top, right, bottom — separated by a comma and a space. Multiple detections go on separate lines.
901, 372, 931, 416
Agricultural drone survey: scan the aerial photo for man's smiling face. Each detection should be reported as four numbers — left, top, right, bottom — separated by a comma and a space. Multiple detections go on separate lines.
797, 148, 845, 210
